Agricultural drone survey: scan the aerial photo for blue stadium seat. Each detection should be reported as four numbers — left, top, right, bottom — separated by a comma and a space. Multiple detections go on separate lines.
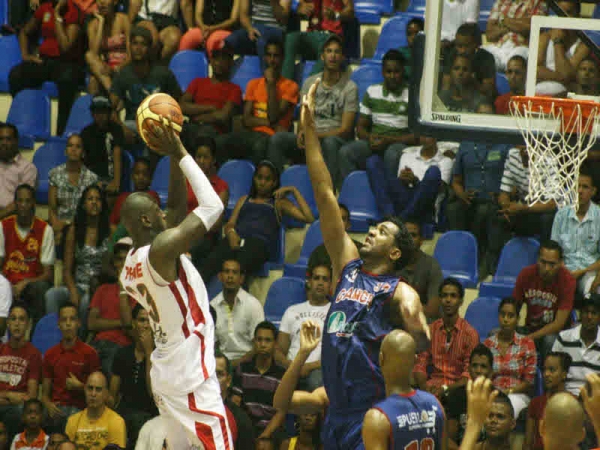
121, 150, 134, 192
263, 276, 306, 325
406, 0, 426, 14
585, 30, 600, 48
350, 64, 384, 102
284, 220, 324, 278
371, 16, 411, 61
479, 237, 540, 299
231, 56, 263, 95
41, 81, 58, 98
0, 35, 21, 92
168, 50, 209, 91
63, 94, 94, 136
355, 9, 381, 24
534, 367, 543, 396
433, 231, 479, 288
206, 277, 223, 301
464, 296, 501, 341
0, 0, 7, 25
480, 0, 496, 14
280, 165, 319, 228
7, 89, 51, 148
294, 60, 316, 87
31, 313, 62, 356
150, 156, 169, 207
338, 171, 381, 232
594, 4, 600, 19
217, 160, 255, 218
355, 0, 393, 15
33, 139, 68, 204
496, 73, 510, 96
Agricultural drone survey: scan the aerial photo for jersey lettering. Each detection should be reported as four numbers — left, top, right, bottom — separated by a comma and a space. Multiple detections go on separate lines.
124, 262, 143, 281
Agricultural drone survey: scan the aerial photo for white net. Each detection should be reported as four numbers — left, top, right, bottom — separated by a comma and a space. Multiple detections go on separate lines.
510, 98, 600, 210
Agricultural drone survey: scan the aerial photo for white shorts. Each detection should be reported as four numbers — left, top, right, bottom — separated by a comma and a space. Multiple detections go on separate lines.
153, 376, 233, 450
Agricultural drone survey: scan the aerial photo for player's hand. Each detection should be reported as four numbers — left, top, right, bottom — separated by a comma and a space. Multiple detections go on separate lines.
45, 401, 65, 419
66, 372, 84, 391
248, 27, 261, 42
467, 376, 498, 428
300, 79, 319, 131
142, 116, 183, 156
298, 320, 321, 356
582, 373, 600, 436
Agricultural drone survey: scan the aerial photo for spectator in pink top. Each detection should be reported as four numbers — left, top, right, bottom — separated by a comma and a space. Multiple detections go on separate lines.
484, 297, 537, 419
88, 240, 135, 377
513, 240, 575, 358
0, 124, 37, 221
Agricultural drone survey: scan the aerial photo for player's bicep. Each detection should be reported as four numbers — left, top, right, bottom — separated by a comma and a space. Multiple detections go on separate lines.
289, 388, 328, 415
362, 408, 391, 450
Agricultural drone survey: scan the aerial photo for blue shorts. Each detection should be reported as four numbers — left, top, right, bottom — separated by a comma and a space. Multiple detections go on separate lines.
322, 411, 366, 450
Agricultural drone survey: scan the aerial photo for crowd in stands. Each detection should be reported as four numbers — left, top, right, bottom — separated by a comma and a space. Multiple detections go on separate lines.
0, 0, 598, 448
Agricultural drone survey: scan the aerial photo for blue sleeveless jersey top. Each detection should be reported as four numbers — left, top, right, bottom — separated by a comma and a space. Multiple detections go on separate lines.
235, 197, 279, 258
322, 258, 404, 413
374, 390, 445, 450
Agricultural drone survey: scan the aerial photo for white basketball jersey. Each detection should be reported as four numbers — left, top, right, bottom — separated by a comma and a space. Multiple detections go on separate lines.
120, 245, 216, 396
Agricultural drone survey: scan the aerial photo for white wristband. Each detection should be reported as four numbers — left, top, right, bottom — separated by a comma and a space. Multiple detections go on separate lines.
178, 155, 224, 230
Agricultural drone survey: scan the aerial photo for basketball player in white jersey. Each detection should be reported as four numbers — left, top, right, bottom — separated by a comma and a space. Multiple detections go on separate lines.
119, 118, 232, 450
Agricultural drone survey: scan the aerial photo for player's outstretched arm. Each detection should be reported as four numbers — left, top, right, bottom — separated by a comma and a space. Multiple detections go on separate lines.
460, 377, 498, 450
362, 408, 391, 450
144, 120, 224, 282
273, 321, 328, 415
301, 80, 359, 278
393, 282, 430, 352
581, 373, 600, 439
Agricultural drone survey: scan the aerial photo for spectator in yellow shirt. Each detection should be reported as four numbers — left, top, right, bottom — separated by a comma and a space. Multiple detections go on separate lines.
65, 372, 126, 450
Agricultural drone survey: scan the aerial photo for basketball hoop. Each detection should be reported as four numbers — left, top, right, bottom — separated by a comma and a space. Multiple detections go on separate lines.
510, 96, 600, 210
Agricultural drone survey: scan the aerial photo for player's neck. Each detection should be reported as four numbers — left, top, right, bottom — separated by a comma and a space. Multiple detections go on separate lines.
132, 230, 157, 249
361, 257, 394, 276
385, 381, 413, 397
483, 436, 511, 450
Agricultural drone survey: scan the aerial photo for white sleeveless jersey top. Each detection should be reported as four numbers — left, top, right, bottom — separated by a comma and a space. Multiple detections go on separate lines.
120, 245, 215, 395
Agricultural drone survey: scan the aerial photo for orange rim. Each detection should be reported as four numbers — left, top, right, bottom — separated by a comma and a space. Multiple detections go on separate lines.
510, 96, 600, 134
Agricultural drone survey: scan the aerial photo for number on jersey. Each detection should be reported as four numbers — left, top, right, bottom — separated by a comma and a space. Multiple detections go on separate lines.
405, 438, 434, 450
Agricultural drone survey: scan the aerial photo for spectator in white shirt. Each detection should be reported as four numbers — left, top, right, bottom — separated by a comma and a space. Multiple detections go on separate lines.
552, 294, 600, 396
210, 258, 264, 367
441, 0, 480, 44
276, 263, 331, 391
0, 276, 10, 341
366, 136, 453, 223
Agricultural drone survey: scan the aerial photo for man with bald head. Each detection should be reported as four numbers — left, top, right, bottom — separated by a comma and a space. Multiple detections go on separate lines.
539, 393, 586, 450
65, 371, 126, 450
118, 119, 231, 450
362, 330, 446, 449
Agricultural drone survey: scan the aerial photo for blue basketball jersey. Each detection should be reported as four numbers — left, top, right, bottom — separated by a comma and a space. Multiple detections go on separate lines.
374, 390, 445, 450
322, 258, 404, 413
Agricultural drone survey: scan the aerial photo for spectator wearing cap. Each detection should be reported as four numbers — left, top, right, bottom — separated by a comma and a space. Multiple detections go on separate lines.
109, 26, 181, 166
0, 184, 54, 324
179, 46, 242, 143
0, 123, 37, 222
80, 96, 124, 205
552, 294, 600, 396
88, 240, 136, 377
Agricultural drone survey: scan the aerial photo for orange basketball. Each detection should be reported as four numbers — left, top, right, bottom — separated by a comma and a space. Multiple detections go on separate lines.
136, 93, 184, 154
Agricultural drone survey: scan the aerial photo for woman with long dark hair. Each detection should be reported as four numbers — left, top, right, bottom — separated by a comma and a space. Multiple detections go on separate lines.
45, 185, 110, 322
280, 413, 323, 450
200, 160, 314, 283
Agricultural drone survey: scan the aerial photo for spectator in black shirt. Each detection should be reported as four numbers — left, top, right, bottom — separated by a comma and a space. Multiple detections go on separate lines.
81, 96, 124, 201
446, 344, 494, 449
109, 305, 158, 450
232, 321, 286, 450
215, 352, 255, 450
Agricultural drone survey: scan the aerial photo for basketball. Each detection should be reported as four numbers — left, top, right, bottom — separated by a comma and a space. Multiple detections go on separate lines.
136, 93, 184, 154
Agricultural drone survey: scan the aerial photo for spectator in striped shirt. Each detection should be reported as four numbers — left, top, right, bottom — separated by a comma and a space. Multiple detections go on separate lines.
338, 49, 416, 181
484, 297, 537, 419
414, 278, 479, 400
488, 145, 558, 274
552, 294, 600, 396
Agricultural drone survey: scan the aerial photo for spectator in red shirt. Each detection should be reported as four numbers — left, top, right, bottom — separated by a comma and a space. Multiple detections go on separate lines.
0, 303, 42, 441
41, 303, 101, 433
186, 137, 229, 269
88, 240, 135, 377
414, 278, 479, 400
525, 351, 572, 450
179, 47, 242, 139
8, 0, 85, 135
494, 55, 526, 115
513, 240, 575, 359
109, 158, 160, 235
484, 297, 537, 419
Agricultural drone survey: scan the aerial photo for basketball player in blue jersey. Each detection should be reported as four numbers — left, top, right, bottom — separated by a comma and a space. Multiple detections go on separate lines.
362, 329, 447, 450
300, 80, 431, 450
